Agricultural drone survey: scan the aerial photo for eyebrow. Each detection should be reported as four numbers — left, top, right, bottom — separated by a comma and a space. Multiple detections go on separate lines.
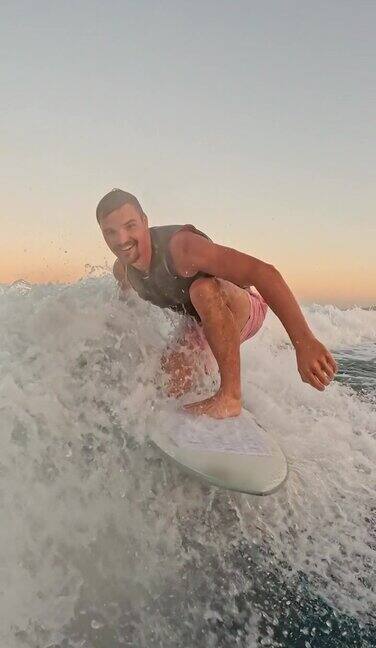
105, 218, 136, 230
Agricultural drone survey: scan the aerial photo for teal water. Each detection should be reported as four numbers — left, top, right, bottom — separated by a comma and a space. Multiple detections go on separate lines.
336, 346, 376, 395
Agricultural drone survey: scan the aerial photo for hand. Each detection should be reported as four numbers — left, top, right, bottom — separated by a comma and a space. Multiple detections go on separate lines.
295, 335, 338, 391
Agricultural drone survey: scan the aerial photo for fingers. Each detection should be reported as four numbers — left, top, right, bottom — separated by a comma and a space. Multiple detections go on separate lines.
302, 363, 336, 391
326, 352, 338, 374
309, 372, 326, 391
320, 358, 334, 380
297, 343, 338, 392
300, 365, 333, 390
317, 353, 338, 385
317, 361, 334, 384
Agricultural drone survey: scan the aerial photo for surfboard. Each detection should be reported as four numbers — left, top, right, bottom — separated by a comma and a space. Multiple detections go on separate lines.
150, 408, 288, 495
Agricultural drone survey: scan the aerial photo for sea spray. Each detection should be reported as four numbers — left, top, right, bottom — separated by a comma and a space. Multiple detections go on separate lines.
0, 277, 375, 646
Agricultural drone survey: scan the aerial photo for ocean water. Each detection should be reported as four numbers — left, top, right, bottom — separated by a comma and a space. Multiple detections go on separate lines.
0, 276, 375, 648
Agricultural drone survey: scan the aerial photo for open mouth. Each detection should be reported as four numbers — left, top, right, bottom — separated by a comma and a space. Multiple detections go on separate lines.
119, 243, 136, 253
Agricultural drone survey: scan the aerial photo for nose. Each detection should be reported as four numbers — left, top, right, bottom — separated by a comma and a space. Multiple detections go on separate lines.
114, 231, 131, 247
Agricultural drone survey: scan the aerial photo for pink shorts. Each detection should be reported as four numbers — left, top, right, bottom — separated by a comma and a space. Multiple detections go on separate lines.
180, 288, 268, 356
238, 288, 268, 343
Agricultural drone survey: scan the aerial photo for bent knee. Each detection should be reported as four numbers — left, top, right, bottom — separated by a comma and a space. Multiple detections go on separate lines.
189, 276, 218, 298
189, 277, 226, 309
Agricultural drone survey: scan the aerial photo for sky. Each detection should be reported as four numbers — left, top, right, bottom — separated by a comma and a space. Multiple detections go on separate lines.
1, 0, 375, 306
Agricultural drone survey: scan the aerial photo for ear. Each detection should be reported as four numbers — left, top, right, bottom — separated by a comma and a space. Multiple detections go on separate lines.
142, 212, 148, 226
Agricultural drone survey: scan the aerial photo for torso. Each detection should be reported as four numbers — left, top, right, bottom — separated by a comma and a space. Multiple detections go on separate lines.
124, 224, 212, 320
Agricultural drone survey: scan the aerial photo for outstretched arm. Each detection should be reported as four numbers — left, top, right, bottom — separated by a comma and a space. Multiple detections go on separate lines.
169, 231, 338, 391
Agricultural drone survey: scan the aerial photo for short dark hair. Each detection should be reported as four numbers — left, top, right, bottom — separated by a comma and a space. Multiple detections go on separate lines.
96, 189, 145, 222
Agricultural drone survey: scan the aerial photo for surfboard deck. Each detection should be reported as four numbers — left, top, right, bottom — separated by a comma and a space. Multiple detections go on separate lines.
150, 408, 288, 495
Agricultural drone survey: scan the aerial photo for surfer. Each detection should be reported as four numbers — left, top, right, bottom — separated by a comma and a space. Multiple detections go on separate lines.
96, 189, 338, 419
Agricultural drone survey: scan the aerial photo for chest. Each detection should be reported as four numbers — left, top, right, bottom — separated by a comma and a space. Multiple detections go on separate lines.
128, 264, 193, 308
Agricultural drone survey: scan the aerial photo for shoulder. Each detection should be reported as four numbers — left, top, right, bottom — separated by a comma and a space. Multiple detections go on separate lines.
170, 224, 212, 250
169, 225, 214, 277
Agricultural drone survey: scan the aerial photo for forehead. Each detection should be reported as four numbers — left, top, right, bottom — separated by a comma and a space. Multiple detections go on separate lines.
100, 203, 143, 228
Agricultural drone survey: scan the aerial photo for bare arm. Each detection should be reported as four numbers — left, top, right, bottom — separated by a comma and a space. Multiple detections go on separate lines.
170, 231, 338, 390
113, 259, 133, 299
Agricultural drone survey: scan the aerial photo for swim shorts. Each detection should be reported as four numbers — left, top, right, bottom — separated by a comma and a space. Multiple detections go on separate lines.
238, 287, 268, 343
180, 287, 268, 358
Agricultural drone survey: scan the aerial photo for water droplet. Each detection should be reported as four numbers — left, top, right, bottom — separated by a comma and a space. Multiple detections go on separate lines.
91, 619, 104, 630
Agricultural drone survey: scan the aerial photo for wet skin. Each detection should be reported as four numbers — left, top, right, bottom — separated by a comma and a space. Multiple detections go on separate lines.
99, 204, 338, 419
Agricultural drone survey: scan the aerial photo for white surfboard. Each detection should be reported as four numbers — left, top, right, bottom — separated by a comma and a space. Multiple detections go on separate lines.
150, 408, 288, 495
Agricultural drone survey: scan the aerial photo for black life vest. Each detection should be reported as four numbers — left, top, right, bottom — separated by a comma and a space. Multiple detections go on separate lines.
126, 224, 212, 320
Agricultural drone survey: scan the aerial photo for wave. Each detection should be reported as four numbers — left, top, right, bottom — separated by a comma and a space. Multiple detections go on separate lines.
0, 277, 375, 646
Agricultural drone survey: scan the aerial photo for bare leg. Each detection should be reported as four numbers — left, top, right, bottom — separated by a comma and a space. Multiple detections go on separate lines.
161, 321, 216, 398
160, 347, 195, 398
183, 278, 250, 419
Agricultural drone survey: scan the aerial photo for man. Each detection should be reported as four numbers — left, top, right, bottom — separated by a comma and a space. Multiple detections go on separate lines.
97, 189, 338, 419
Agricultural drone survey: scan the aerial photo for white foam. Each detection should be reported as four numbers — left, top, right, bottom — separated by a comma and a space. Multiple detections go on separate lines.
0, 278, 375, 645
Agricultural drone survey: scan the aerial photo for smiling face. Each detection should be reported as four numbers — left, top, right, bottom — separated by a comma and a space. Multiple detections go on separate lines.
99, 203, 151, 271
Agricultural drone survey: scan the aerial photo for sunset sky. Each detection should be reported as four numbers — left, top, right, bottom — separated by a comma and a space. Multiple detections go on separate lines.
2, 1, 375, 306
